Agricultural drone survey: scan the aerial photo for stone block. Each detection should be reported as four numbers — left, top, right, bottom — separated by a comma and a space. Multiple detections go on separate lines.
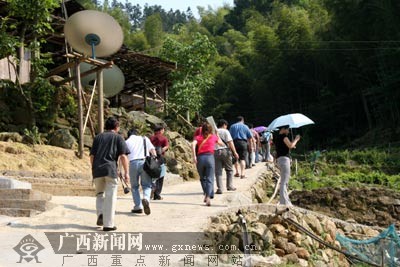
0, 177, 31, 189
0, 189, 51, 200
0, 199, 51, 212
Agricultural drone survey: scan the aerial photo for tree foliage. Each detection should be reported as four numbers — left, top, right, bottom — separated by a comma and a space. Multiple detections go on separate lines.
144, 13, 164, 48
0, 0, 59, 128
197, 0, 400, 147
160, 33, 217, 116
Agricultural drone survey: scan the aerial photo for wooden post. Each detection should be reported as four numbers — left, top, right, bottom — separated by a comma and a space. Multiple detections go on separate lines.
75, 60, 84, 158
97, 70, 104, 133
143, 88, 147, 110
163, 81, 168, 114
81, 90, 96, 138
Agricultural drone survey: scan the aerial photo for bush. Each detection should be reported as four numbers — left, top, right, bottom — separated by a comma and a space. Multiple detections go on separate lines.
349, 149, 387, 166
23, 126, 43, 146
324, 150, 350, 164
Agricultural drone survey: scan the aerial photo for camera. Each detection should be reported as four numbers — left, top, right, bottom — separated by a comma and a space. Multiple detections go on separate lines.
123, 187, 130, 194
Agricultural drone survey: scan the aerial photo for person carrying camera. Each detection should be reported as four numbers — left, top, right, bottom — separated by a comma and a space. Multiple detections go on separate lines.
90, 117, 130, 231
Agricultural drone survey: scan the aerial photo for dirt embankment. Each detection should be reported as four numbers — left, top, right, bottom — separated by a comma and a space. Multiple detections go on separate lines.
0, 141, 91, 178
291, 187, 400, 228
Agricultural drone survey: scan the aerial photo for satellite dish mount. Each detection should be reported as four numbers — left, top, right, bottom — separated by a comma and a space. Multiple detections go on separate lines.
85, 33, 101, 59
64, 10, 124, 158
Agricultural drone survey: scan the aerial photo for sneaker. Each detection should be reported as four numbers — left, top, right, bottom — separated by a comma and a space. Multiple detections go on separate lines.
215, 189, 222, 194
96, 214, 103, 226
153, 196, 163, 200
142, 199, 151, 215
103, 226, 117, 231
131, 209, 143, 214
227, 187, 237, 191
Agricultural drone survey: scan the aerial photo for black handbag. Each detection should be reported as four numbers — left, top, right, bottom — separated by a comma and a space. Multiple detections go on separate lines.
142, 137, 162, 178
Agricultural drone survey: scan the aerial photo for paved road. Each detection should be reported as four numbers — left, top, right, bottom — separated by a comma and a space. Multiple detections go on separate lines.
0, 163, 268, 267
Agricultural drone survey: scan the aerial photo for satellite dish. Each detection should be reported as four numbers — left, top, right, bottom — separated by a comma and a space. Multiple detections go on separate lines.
64, 10, 123, 58
80, 60, 125, 97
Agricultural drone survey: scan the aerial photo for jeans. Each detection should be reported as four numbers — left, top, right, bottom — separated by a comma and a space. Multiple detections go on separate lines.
129, 159, 152, 210
196, 153, 215, 198
94, 176, 118, 228
262, 142, 271, 161
152, 164, 166, 198
277, 156, 292, 205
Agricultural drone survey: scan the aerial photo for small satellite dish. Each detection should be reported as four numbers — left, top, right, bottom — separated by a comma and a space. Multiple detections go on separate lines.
80, 60, 125, 97
64, 10, 123, 58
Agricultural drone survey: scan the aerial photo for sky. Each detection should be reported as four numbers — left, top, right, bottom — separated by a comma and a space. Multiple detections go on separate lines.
128, 0, 234, 18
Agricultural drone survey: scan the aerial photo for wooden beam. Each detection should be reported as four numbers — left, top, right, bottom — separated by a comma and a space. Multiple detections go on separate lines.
53, 61, 113, 86
45, 60, 77, 78
75, 60, 84, 159
131, 94, 163, 103
97, 70, 104, 133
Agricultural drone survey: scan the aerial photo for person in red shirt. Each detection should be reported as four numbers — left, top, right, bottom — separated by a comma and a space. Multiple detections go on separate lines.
150, 124, 169, 200
192, 122, 223, 206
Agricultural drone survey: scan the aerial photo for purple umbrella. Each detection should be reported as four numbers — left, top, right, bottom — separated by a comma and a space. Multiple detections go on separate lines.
254, 126, 267, 133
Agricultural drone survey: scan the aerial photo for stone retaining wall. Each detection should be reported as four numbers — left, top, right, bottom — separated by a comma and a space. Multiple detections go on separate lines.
204, 169, 385, 266
206, 205, 381, 267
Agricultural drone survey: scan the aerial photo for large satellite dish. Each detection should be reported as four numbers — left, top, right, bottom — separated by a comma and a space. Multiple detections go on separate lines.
80, 60, 125, 97
64, 10, 123, 58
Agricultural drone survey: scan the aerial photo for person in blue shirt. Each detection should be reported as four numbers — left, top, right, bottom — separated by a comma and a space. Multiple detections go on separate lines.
229, 116, 253, 178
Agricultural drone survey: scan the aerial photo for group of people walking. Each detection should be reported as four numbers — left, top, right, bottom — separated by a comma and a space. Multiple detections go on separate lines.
191, 115, 301, 208
89, 117, 168, 231
89, 115, 300, 231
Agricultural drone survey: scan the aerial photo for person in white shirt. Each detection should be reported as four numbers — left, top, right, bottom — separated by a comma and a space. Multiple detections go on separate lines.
215, 119, 239, 194
125, 128, 156, 215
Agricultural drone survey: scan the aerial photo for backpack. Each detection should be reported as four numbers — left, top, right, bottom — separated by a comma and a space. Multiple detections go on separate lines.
260, 131, 271, 144
142, 137, 162, 178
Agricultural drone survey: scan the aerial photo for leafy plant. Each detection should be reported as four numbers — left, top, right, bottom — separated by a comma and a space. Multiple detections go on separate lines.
23, 126, 43, 146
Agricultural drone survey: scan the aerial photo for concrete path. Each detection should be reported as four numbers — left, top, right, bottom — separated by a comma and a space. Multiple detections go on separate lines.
0, 163, 268, 267
1, 163, 267, 233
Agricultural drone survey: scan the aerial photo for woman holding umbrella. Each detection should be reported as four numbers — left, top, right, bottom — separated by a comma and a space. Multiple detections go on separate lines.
275, 125, 301, 206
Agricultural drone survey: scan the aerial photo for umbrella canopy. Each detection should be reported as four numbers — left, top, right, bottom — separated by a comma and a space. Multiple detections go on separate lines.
254, 126, 267, 133
267, 113, 314, 131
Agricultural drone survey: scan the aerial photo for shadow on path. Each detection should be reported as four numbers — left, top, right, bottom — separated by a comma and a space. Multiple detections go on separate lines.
63, 204, 95, 214
153, 201, 228, 208
162, 192, 203, 197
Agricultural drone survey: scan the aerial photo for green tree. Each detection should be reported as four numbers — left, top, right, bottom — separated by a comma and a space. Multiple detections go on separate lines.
127, 31, 150, 51
160, 33, 217, 117
144, 13, 164, 48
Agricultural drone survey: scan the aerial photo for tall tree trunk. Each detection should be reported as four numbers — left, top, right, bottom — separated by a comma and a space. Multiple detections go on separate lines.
361, 92, 372, 130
